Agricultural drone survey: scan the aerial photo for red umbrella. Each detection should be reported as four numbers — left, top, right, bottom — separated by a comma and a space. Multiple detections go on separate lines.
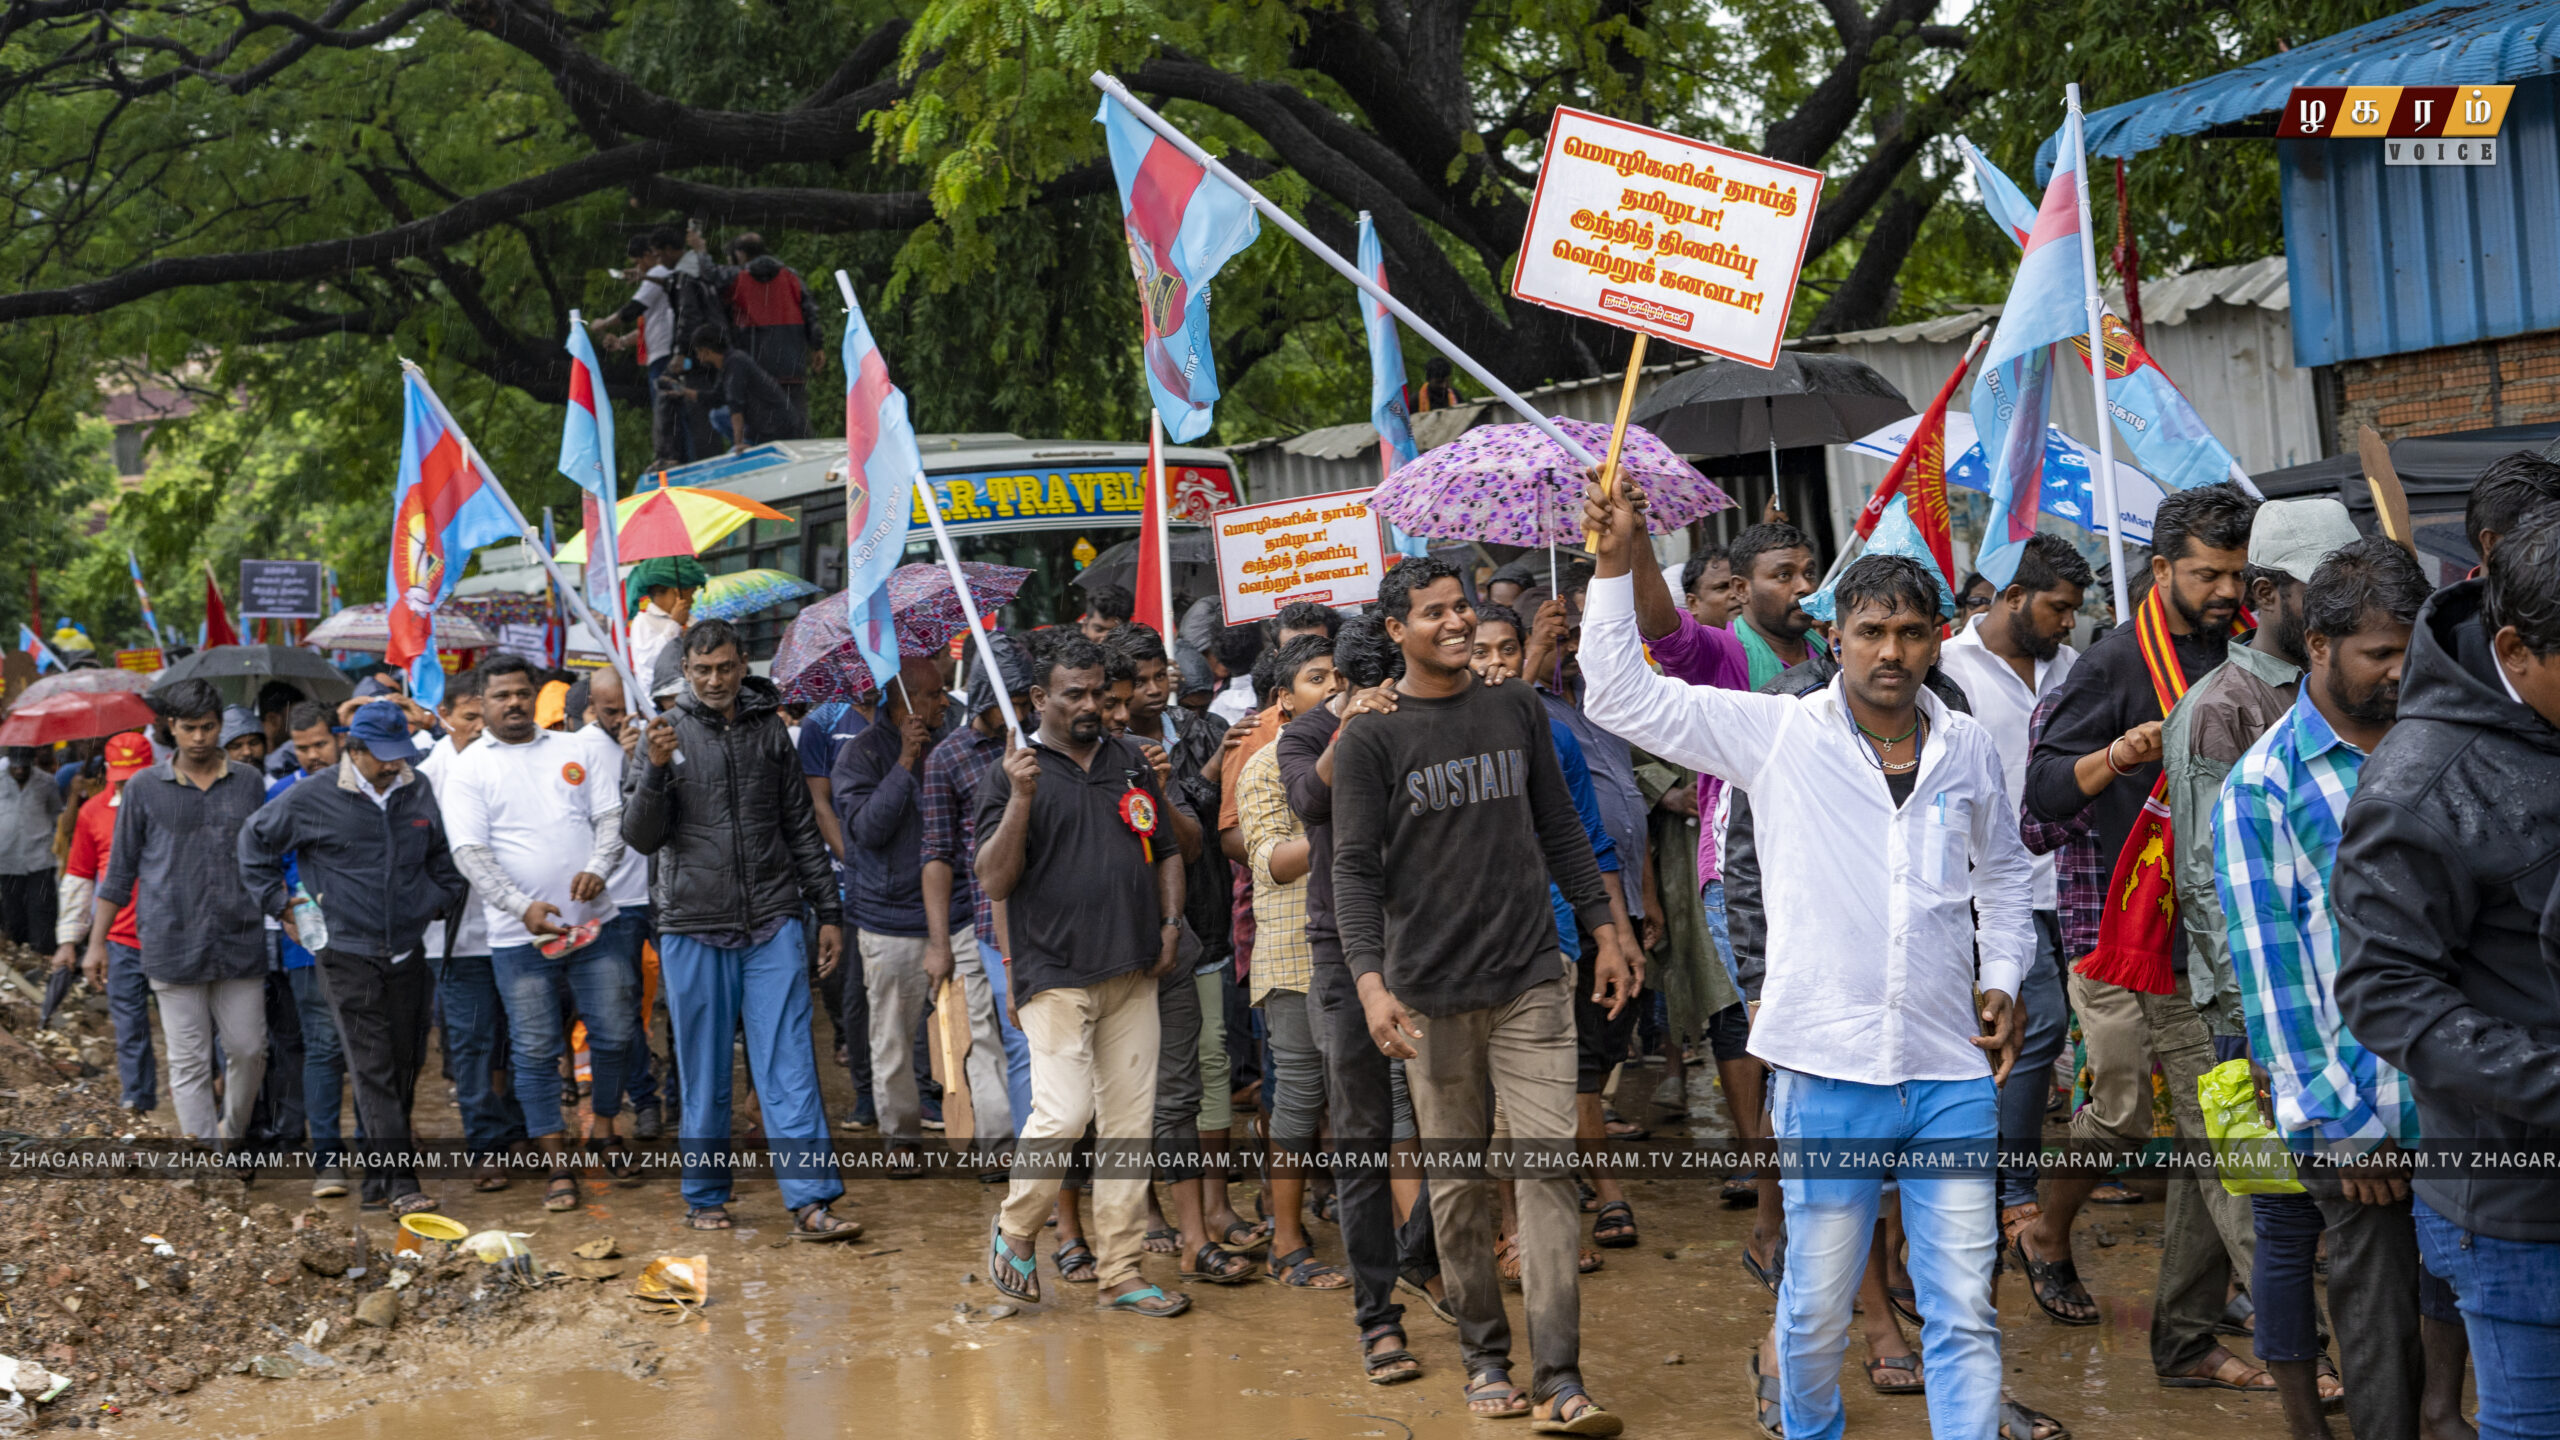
0, 691, 157, 747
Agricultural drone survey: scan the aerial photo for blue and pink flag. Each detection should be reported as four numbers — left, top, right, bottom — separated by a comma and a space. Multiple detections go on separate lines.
840, 277, 921, 697
389, 368, 520, 705
1096, 93, 1260, 444
125, 548, 165, 651
1358, 213, 1429, 558
17, 624, 61, 674
558, 318, 627, 662
1960, 135, 2242, 498
1967, 115, 2091, 589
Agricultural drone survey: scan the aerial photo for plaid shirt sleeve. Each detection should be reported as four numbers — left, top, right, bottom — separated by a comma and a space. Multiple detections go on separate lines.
2020, 688, 2103, 959
2214, 734, 2387, 1153
920, 741, 960, 871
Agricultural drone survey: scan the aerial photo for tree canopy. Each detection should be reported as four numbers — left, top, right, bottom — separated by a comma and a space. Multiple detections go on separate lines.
1, 0, 2402, 645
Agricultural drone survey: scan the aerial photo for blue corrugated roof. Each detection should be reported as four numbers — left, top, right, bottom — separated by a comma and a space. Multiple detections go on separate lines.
2035, 0, 2560, 179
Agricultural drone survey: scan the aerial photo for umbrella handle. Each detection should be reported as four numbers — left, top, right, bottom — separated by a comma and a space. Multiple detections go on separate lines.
1585, 334, 1650, 553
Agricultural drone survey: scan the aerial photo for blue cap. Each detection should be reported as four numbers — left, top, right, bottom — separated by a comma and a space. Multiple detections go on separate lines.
347, 700, 420, 763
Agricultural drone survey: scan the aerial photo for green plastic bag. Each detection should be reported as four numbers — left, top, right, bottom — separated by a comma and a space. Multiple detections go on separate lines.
2198, 1058, 2306, 1196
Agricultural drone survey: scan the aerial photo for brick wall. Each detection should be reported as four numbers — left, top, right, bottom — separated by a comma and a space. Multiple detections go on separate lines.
2334, 327, 2560, 448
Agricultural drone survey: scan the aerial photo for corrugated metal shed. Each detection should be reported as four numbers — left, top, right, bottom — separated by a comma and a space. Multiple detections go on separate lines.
2046, 0, 2560, 179
2283, 75, 2560, 365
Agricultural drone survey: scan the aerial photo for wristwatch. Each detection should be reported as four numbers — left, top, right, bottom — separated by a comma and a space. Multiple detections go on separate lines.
1160, 916, 1182, 929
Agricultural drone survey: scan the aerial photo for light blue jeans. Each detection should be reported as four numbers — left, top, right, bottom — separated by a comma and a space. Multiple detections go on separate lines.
1771, 1069, 2002, 1440
2417, 1196, 2560, 1440
661, 920, 840, 1211
979, 937, 1032, 1137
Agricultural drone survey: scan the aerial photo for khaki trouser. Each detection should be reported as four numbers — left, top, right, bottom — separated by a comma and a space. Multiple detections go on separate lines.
859, 931, 934, 1147
1406, 975, 1584, 1402
998, 969, 1161, 1288
2065, 970, 2256, 1374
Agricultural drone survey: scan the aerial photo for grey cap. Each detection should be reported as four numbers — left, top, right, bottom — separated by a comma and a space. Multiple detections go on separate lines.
218, 706, 264, 749
965, 631, 1035, 716
2249, 497, 2361, 583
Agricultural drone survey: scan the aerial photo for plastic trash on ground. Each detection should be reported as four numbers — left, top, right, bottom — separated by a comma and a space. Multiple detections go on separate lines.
630, 1255, 709, 1319
2198, 1058, 2306, 1196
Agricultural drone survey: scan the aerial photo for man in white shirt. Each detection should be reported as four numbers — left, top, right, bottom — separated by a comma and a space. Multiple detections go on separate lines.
439, 654, 640, 1212
1932, 531, 2092, 1246
1579, 480, 2030, 1440
574, 666, 663, 1139
414, 668, 529, 1188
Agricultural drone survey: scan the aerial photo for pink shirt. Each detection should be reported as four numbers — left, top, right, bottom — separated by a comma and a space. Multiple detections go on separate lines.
1641, 610, 1753, 880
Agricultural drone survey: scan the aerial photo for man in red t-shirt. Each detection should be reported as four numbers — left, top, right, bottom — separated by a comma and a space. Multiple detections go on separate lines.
53, 732, 156, 1113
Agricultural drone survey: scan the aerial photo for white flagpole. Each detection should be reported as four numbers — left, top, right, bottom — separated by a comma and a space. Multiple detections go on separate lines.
1091, 73, 1599, 469
2066, 86, 2133, 622
399, 359, 654, 718
835, 271, 1022, 744
1148, 412, 1176, 634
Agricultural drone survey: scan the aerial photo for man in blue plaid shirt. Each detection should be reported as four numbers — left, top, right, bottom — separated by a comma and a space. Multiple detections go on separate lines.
920, 632, 1037, 1139
2214, 536, 2468, 1440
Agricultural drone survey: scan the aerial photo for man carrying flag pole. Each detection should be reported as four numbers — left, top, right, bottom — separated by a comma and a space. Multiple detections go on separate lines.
560, 314, 631, 674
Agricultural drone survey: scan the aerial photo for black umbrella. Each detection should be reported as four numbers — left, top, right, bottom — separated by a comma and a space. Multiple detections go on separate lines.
1631, 352, 1913, 488
39, 966, 74, 1029
152, 645, 355, 707
1071, 531, 1219, 598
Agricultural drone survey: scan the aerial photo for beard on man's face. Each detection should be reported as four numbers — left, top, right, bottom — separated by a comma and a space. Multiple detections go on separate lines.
2326, 664, 2399, 726
2264, 600, 2310, 669
2004, 604, 2063, 662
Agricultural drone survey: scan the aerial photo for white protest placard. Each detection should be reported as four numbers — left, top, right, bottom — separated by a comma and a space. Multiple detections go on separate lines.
1211, 488, 1390, 625
1512, 107, 1823, 368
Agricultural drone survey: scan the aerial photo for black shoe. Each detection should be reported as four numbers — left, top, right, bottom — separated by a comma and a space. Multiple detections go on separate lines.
632, 1104, 663, 1141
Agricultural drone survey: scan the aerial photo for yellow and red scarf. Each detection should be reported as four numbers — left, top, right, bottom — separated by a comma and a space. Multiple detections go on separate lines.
2075, 584, 2244, 995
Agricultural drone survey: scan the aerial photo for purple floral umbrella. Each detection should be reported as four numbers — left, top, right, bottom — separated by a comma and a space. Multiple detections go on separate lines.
1372, 417, 1734, 548
772, 562, 1031, 705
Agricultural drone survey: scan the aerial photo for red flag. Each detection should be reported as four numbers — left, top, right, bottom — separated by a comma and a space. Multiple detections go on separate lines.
201, 563, 239, 647
1856, 334, 1980, 589
1132, 418, 1172, 634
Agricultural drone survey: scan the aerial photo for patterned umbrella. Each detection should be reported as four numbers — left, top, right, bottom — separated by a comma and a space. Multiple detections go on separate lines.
551, 486, 789, 563
303, 603, 498, 653
693, 568, 823, 622
15, 667, 154, 705
1371, 417, 1734, 548
771, 562, 1032, 705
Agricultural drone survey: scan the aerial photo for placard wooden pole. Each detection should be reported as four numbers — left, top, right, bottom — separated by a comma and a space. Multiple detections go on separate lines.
1584, 333, 1650, 552
2357, 425, 2419, 557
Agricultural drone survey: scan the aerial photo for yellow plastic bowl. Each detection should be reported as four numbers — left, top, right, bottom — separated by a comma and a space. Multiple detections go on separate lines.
398, 1212, 470, 1242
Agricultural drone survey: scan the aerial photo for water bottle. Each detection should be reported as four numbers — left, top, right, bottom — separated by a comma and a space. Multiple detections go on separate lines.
291, 881, 330, 954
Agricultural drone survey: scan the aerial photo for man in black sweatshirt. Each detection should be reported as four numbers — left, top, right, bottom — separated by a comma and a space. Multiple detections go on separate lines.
1332, 557, 1631, 1435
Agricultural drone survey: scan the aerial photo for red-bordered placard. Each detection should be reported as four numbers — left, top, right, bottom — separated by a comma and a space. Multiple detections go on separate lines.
1208, 486, 1391, 626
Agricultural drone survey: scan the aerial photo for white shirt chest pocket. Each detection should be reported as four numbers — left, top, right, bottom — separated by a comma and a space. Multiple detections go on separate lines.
1917, 793, 1971, 891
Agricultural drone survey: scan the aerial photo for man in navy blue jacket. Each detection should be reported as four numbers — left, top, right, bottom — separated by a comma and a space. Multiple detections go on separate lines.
833, 654, 964, 1176
239, 701, 465, 1214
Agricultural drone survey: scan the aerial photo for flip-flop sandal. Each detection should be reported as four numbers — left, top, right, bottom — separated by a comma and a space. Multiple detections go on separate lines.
1603, 1119, 1651, 1142
1182, 1243, 1261, 1285
2213, 1291, 2256, 1337
885, 1150, 924, 1180
2157, 1345, 2276, 1392
1270, 1245, 1349, 1289
2011, 1233, 2098, 1326
1053, 1238, 1099, 1284
473, 1167, 511, 1193
1591, 1200, 1639, 1249
601, 1137, 644, 1188
1866, 1353, 1925, 1394
1498, 1235, 1524, 1290
686, 1205, 733, 1231
1359, 1323, 1422, 1386
1748, 1349, 1784, 1439
1885, 1283, 1921, 1327
791, 1202, 863, 1242
1098, 1284, 1190, 1318
2315, 1354, 2346, 1414
1214, 1218, 1271, 1255
1742, 1240, 1783, 1296
1398, 1270, 1457, 1325
544, 1173, 580, 1212
1720, 1176, 1759, 1208
387, 1193, 441, 1219
1530, 1382, 1624, 1436
1999, 1397, 2070, 1440
987, 1216, 1040, 1304
1578, 1249, 1604, 1275
1463, 1367, 1531, 1419
1577, 1178, 1601, 1212
2090, 1180, 2145, 1204
1141, 1226, 1182, 1255
1312, 1192, 1339, 1224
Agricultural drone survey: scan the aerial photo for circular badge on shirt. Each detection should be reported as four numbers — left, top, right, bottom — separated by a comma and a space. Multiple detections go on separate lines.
1118, 787, 1157, 837
561, 761, 587, 786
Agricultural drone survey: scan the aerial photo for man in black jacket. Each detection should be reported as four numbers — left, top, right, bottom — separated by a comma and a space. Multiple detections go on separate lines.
624, 620, 857, 1239
239, 701, 465, 1213
2337, 512, 2560, 1433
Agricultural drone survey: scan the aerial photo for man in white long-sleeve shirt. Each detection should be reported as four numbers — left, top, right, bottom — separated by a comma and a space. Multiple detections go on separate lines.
1578, 481, 2031, 1440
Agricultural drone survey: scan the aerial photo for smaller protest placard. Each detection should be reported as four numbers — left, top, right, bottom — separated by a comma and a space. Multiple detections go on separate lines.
1512, 107, 1823, 368
238, 560, 326, 619
114, 648, 163, 673
1211, 489, 1390, 625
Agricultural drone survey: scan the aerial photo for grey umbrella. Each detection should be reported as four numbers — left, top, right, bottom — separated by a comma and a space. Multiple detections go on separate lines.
1631, 352, 1914, 489
151, 644, 355, 708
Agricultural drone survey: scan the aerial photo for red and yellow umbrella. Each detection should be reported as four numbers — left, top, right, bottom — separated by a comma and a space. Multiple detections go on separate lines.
553, 486, 790, 564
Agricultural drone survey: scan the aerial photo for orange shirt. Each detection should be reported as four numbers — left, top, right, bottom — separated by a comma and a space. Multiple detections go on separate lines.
1216, 704, 1283, 834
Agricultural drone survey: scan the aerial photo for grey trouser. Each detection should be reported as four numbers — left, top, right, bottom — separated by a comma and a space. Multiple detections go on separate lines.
1260, 988, 1325, 1151
1406, 974, 1583, 1401
2301, 1162, 2436, 1440
860, 930, 934, 1147
1153, 960, 1204, 1181
151, 974, 268, 1141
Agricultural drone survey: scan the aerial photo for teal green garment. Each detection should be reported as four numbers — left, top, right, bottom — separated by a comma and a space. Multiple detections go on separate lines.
1733, 617, 1827, 691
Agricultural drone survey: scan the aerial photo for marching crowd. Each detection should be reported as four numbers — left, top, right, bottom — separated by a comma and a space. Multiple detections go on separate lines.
7, 452, 2560, 1439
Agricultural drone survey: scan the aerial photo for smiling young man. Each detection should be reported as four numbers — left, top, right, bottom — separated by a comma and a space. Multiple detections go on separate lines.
1331, 556, 1631, 1436
2018, 483, 2269, 1393
1580, 480, 2030, 1440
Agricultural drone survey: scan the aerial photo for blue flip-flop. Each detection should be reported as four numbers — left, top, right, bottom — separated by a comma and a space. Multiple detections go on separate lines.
987, 1216, 1040, 1304
1097, 1284, 1191, 1318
